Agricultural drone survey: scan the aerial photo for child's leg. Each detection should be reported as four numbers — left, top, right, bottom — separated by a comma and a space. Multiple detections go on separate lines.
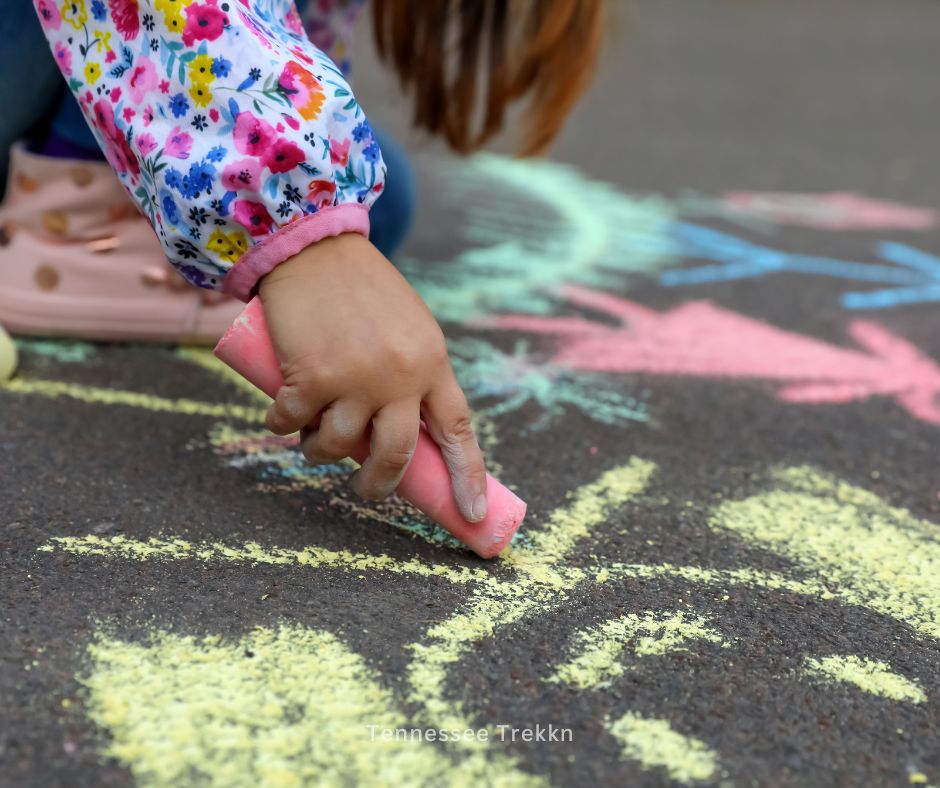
0, 0, 69, 194
368, 125, 417, 260
43, 90, 103, 161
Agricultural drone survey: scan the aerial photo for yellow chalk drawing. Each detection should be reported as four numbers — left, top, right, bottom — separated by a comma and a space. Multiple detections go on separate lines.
505, 458, 658, 578
2, 377, 266, 423
175, 346, 271, 405
39, 535, 490, 587
804, 655, 927, 704
710, 466, 940, 640
38, 461, 940, 783
41, 457, 658, 775
471, 409, 505, 480
606, 713, 719, 784
81, 625, 465, 787
407, 583, 543, 737
404, 460, 657, 760
551, 610, 727, 690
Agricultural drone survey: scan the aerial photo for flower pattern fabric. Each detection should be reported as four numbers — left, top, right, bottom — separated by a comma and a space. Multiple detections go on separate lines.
33, 0, 386, 297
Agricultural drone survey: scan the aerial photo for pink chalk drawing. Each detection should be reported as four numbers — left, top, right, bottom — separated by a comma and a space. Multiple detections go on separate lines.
484, 286, 940, 426
722, 192, 938, 231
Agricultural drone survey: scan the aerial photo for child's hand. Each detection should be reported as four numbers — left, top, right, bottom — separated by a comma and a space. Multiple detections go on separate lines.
258, 233, 489, 522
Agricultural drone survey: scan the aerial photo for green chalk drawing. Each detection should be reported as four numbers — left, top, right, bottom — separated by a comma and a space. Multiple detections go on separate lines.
400, 154, 678, 321
551, 610, 727, 690
804, 655, 927, 703
390, 514, 532, 552
606, 713, 720, 784
448, 337, 648, 431
15, 338, 96, 363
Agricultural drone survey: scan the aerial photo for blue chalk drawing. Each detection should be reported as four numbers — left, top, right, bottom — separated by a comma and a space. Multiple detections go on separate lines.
841, 243, 940, 309
660, 223, 940, 310
448, 337, 649, 432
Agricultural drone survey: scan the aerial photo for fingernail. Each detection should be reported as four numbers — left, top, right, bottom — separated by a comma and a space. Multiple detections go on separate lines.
348, 472, 366, 499
470, 493, 488, 522
304, 451, 330, 466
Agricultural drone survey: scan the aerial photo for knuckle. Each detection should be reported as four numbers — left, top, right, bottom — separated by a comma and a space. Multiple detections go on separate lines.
309, 436, 349, 461
386, 346, 423, 378
266, 406, 295, 434
442, 414, 475, 446
282, 359, 338, 393
279, 352, 320, 385
374, 448, 412, 475
327, 414, 364, 445
271, 388, 310, 425
306, 367, 337, 392
273, 402, 300, 425
428, 339, 450, 367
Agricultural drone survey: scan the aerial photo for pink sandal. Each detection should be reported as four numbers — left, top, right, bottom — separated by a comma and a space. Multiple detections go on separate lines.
0, 143, 242, 344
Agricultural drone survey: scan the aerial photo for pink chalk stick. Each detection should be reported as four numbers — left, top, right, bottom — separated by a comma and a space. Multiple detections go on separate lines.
214, 297, 526, 558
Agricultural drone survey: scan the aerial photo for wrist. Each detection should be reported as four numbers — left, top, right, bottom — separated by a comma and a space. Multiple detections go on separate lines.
259, 233, 375, 293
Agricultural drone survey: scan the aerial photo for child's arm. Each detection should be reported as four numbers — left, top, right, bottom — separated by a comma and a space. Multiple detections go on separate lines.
33, 0, 489, 519
34, 0, 384, 298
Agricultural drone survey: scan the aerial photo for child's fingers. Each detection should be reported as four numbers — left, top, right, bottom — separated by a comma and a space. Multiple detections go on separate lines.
300, 401, 371, 465
265, 384, 330, 435
422, 377, 488, 523
349, 400, 419, 501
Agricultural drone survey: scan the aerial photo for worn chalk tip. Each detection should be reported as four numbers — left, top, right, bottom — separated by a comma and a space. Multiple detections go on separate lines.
472, 501, 527, 559
0, 325, 17, 382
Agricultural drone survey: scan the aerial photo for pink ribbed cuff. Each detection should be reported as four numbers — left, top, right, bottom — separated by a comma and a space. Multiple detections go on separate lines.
223, 203, 371, 301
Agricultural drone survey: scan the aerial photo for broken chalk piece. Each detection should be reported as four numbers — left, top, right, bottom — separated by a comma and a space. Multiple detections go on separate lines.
0, 324, 17, 382
213, 297, 526, 559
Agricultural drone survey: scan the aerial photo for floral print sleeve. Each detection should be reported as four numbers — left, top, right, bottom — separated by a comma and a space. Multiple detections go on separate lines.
33, 0, 386, 299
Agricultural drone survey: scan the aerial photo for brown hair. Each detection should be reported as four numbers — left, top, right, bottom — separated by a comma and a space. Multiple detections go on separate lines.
372, 0, 605, 156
